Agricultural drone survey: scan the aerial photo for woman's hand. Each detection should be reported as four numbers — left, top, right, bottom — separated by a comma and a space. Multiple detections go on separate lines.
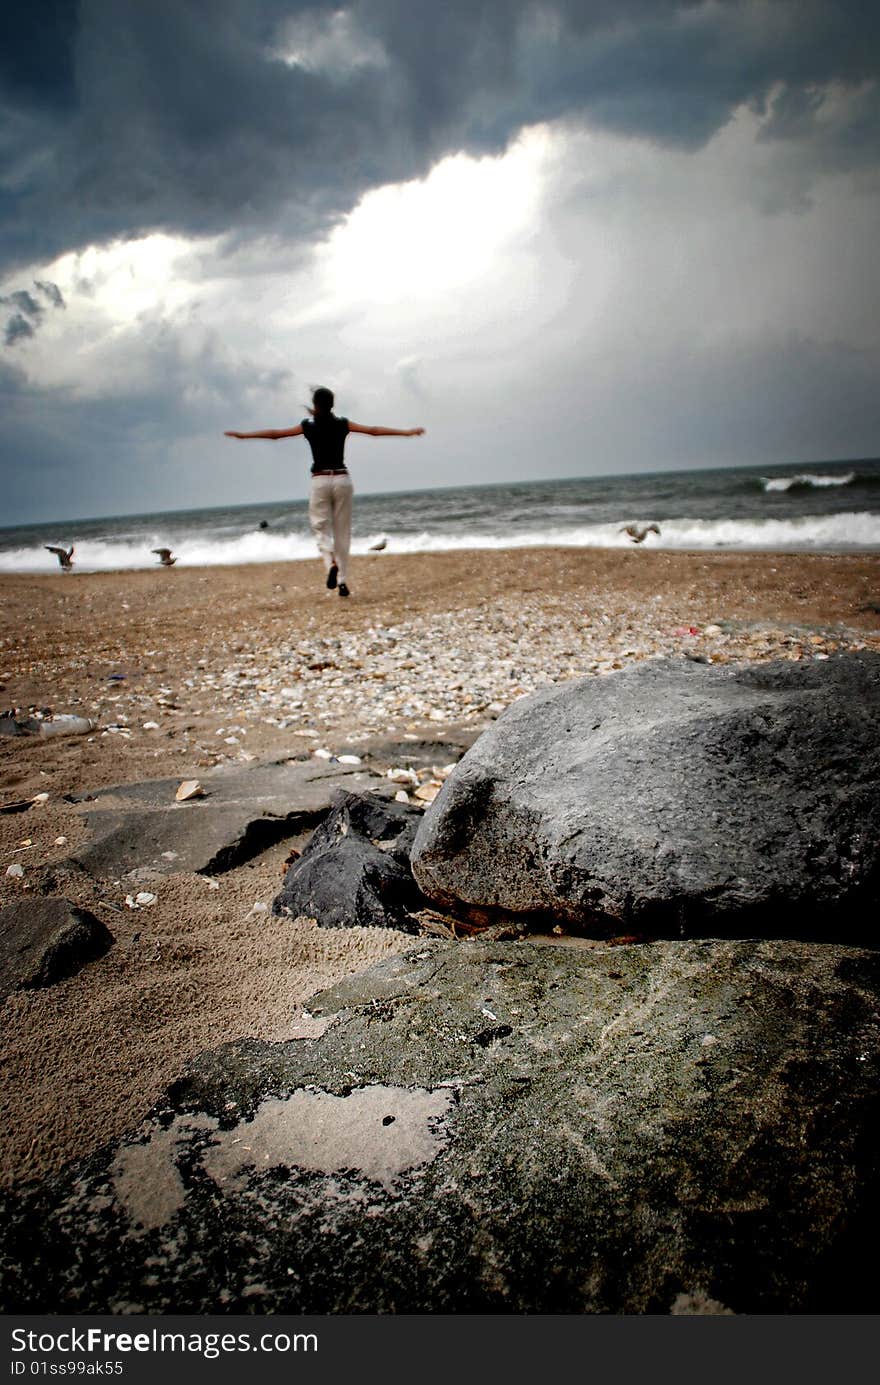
409, 427, 425, 436
224, 431, 243, 438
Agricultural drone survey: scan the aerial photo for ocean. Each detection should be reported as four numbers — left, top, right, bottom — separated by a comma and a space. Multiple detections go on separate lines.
2, 457, 879, 573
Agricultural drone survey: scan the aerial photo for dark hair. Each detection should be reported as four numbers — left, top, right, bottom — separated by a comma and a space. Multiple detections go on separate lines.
312, 386, 334, 416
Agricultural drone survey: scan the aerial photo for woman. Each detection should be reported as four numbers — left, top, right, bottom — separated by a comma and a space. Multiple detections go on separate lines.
225, 387, 424, 597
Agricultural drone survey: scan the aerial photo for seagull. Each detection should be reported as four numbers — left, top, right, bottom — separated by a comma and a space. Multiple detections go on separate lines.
152, 548, 177, 567
369, 537, 387, 552
619, 523, 661, 544
45, 545, 74, 570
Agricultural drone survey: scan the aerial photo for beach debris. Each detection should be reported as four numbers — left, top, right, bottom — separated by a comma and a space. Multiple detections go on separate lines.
152, 548, 177, 567
124, 892, 157, 909
54, 836, 67, 846
0, 713, 28, 739
394, 790, 410, 804
142, 721, 160, 731
6, 863, 24, 878
174, 779, 205, 802
31, 792, 50, 804
337, 754, 362, 765
387, 767, 419, 786
246, 902, 269, 918
313, 748, 333, 760
45, 544, 74, 570
39, 714, 94, 738
619, 524, 660, 544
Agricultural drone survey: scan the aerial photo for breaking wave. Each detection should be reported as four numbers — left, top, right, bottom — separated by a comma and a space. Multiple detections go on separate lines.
761, 471, 857, 492
2, 510, 879, 572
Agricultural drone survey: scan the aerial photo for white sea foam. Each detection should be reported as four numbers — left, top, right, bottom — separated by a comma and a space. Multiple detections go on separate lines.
761, 471, 856, 492
2, 510, 878, 573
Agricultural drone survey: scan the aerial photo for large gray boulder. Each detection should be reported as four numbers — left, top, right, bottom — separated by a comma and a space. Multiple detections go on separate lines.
0, 897, 114, 998
1, 938, 878, 1313
411, 653, 880, 939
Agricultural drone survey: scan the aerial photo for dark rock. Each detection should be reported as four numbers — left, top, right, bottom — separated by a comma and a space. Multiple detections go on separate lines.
273, 790, 426, 931
411, 653, 880, 939
67, 757, 394, 879
0, 897, 114, 998
2, 938, 879, 1313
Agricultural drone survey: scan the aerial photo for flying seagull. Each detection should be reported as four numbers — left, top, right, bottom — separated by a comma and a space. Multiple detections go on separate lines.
369, 537, 387, 552
619, 524, 661, 544
152, 548, 177, 566
45, 545, 74, 570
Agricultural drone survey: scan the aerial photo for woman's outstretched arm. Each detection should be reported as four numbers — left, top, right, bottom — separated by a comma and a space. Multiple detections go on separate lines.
224, 426, 304, 440
348, 423, 425, 437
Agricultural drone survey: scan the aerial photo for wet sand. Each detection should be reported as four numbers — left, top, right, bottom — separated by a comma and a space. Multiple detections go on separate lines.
2, 546, 879, 1185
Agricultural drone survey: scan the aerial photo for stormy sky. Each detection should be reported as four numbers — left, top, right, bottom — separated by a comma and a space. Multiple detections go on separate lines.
2, 0, 879, 524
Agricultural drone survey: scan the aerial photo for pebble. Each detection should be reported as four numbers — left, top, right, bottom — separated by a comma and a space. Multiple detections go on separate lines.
6, 863, 24, 878
414, 783, 441, 803
8, 585, 877, 765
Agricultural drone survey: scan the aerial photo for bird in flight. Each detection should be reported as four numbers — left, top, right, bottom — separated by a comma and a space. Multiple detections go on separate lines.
152, 548, 177, 566
619, 523, 661, 544
45, 545, 74, 570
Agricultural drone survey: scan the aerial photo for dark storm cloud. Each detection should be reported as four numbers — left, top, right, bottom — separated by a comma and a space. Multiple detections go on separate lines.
3, 313, 36, 346
0, 289, 42, 318
1, 0, 879, 274
35, 279, 65, 308
1, 281, 65, 346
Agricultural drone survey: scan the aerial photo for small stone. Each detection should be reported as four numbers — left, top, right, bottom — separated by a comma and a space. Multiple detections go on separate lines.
31, 792, 50, 804
414, 783, 441, 803
394, 790, 411, 804
142, 721, 160, 731
6, 863, 24, 878
313, 748, 333, 760
388, 768, 419, 785
337, 754, 361, 765
54, 836, 67, 846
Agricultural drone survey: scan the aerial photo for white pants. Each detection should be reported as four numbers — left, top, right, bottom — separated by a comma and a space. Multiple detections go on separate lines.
308, 473, 354, 583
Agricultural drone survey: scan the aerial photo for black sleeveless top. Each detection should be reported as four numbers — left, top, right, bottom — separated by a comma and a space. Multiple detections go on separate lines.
302, 414, 350, 474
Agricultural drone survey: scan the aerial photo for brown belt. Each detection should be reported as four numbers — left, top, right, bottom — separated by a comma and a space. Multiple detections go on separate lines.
312, 469, 349, 476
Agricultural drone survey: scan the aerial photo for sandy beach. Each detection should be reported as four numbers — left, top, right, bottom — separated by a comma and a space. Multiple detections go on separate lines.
2, 545, 880, 1188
